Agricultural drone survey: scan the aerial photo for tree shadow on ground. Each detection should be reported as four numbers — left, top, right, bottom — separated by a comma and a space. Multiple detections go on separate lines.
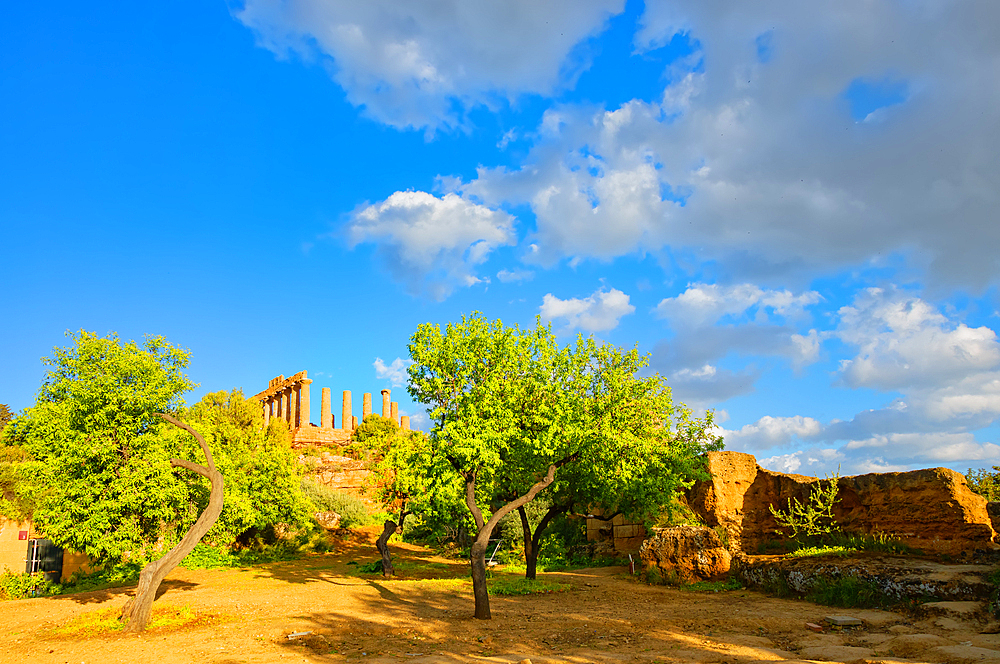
50, 578, 200, 605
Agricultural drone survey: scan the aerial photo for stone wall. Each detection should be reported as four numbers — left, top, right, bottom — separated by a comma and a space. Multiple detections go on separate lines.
686, 451, 996, 557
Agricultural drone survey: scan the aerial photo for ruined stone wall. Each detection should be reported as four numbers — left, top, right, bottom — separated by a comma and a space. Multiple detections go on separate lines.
686, 451, 996, 557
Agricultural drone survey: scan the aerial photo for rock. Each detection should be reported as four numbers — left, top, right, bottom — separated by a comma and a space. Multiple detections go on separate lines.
798, 645, 874, 661
886, 633, 956, 657
639, 525, 732, 581
314, 511, 341, 530
686, 451, 996, 556
826, 615, 864, 626
929, 644, 1000, 663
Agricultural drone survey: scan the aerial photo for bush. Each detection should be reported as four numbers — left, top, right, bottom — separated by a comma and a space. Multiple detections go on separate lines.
300, 478, 371, 528
0, 569, 52, 600
769, 471, 841, 542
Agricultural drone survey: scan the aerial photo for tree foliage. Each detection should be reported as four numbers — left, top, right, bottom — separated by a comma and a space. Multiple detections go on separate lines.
405, 313, 722, 618
966, 466, 1000, 502
1, 331, 309, 567
2, 332, 194, 565
162, 389, 310, 547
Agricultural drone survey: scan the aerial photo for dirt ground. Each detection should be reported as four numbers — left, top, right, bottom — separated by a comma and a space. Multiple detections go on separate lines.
3, 528, 999, 664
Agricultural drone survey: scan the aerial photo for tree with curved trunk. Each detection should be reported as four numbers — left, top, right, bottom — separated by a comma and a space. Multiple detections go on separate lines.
407, 314, 724, 617
121, 413, 224, 632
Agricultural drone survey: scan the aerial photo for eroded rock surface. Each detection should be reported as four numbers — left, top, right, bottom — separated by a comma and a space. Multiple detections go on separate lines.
639, 525, 731, 580
685, 451, 995, 556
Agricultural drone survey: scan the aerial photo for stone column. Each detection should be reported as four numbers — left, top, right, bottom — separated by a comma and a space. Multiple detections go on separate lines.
299, 379, 312, 429
363, 393, 372, 421
263, 398, 271, 426
401, 416, 410, 431
390, 401, 398, 424
381, 389, 390, 418
342, 391, 352, 431
286, 387, 297, 428
321, 388, 332, 429
277, 392, 286, 422
352, 416, 358, 430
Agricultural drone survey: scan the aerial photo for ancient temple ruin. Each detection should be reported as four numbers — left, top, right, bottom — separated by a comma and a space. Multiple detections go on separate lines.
251, 370, 410, 446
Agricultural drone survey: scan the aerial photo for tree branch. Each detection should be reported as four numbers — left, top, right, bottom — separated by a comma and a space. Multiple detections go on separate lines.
170, 458, 210, 478
156, 412, 217, 475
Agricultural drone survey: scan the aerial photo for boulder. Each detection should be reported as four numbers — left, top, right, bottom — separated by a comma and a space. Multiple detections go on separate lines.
639, 525, 731, 581
686, 451, 995, 556
314, 511, 341, 530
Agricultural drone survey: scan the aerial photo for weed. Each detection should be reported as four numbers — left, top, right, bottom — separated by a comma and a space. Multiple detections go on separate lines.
787, 545, 853, 558
769, 471, 841, 542
807, 575, 890, 609
681, 577, 744, 592
488, 577, 570, 596
53, 604, 220, 637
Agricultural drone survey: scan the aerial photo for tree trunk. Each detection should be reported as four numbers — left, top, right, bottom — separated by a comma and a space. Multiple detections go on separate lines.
121, 413, 224, 633
460, 458, 573, 620
525, 504, 569, 581
376, 520, 397, 577
470, 537, 491, 619
518, 506, 537, 580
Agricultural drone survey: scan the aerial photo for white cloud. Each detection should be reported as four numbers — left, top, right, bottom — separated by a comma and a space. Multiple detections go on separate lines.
235, 0, 623, 131
451, 2, 1000, 289
374, 356, 413, 388
655, 283, 820, 327
539, 287, 635, 332
348, 191, 515, 300
836, 287, 1000, 391
722, 415, 822, 451
497, 268, 534, 283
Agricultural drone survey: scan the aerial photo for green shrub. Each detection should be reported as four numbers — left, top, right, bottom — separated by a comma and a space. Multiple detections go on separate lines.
0, 569, 52, 600
769, 472, 841, 542
300, 478, 371, 528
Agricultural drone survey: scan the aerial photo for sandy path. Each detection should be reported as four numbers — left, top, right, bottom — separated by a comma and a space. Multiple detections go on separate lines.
2, 533, 997, 664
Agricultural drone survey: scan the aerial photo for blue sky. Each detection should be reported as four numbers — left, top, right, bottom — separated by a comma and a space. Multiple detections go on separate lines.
3, 1, 999, 477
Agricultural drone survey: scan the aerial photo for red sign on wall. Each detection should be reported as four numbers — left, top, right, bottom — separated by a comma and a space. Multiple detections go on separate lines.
18, 531, 28, 540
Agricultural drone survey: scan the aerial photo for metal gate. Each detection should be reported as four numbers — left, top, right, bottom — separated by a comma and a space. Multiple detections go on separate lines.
25, 538, 64, 583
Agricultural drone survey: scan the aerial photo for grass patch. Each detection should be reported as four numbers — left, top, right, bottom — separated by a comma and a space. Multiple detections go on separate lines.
179, 543, 302, 570
53, 604, 223, 637
680, 577, 744, 592
488, 576, 570, 596
806, 575, 891, 609
787, 545, 853, 558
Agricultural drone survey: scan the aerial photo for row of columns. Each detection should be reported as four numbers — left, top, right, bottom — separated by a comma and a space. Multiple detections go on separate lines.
264, 385, 410, 431
262, 378, 312, 429
325, 388, 409, 431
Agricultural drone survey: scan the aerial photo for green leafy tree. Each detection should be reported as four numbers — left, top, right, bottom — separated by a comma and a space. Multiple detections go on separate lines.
0, 404, 12, 431
162, 389, 312, 547
1, 332, 194, 566
407, 313, 722, 619
503, 341, 722, 579
966, 466, 1000, 502
351, 414, 465, 575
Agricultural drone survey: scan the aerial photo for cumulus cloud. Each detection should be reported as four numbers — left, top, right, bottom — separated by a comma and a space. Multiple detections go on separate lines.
539, 287, 635, 332
348, 191, 515, 300
836, 287, 1000, 391
655, 283, 821, 327
235, 0, 623, 131
497, 268, 534, 283
649, 283, 822, 405
722, 415, 822, 451
453, 2, 1000, 288
374, 356, 413, 387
